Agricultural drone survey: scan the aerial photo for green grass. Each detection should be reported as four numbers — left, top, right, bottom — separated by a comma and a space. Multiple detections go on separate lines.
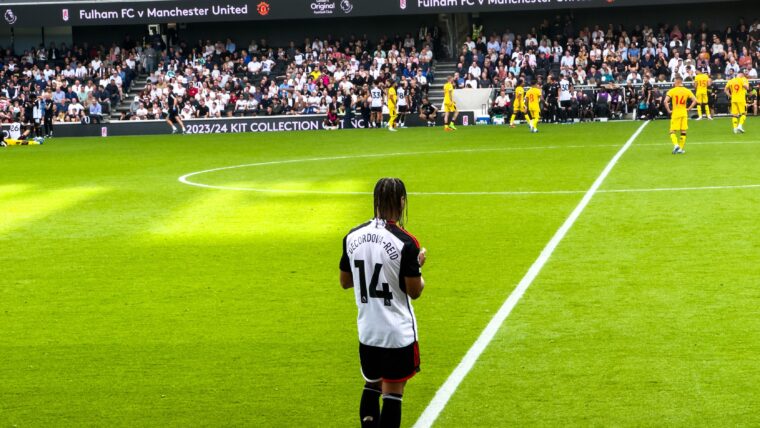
1, 118, 759, 426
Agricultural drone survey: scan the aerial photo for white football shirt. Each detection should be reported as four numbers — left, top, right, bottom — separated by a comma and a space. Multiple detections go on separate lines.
341, 218, 422, 348
370, 87, 383, 107
8, 122, 22, 140
559, 78, 572, 101
397, 87, 407, 106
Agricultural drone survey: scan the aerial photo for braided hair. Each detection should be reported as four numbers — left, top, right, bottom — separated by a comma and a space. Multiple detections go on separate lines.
373, 177, 407, 227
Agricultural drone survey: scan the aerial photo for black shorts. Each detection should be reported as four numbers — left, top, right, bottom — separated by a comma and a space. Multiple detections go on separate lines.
560, 100, 572, 108
370, 106, 382, 113
360, 341, 420, 383
398, 105, 408, 113
168, 111, 179, 122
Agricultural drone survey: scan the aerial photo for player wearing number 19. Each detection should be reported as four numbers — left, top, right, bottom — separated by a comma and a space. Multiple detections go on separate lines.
725, 71, 750, 134
340, 177, 427, 428
664, 76, 697, 155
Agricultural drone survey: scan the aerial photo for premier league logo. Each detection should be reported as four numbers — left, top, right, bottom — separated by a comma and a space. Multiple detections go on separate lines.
4, 9, 17, 25
62, 9, 69, 21
340, 0, 353, 14
400, 0, 406, 10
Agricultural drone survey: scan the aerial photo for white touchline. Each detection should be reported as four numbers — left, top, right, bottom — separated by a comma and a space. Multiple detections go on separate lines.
411, 120, 651, 428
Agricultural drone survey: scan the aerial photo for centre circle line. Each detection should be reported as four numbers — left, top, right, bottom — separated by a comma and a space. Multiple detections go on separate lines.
178, 143, 760, 196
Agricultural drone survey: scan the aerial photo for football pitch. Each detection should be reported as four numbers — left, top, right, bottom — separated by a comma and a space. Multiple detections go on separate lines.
2, 118, 760, 427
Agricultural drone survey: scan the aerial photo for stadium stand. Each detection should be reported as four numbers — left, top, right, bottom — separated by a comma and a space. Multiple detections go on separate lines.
0, 15, 758, 127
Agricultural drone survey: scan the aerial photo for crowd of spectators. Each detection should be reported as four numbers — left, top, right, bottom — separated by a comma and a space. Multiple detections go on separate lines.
1, 15, 758, 126
474, 16, 760, 122
124, 30, 439, 121
0, 35, 149, 125
457, 17, 760, 90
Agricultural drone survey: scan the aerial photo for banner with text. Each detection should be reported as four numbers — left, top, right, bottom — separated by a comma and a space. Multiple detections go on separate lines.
1, 113, 476, 139
0, 0, 733, 28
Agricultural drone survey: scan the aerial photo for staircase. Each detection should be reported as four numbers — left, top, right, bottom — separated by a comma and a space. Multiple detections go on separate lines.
111, 73, 149, 121
429, 60, 457, 107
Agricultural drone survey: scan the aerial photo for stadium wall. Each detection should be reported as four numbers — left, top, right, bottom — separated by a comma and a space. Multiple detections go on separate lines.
477, 2, 754, 35
72, 15, 440, 48
1, 112, 476, 139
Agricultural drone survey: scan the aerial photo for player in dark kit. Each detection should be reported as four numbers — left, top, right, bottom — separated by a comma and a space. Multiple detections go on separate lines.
165, 93, 186, 134
340, 178, 428, 428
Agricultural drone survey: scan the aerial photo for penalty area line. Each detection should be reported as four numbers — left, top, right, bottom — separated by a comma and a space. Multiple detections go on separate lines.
412, 120, 651, 428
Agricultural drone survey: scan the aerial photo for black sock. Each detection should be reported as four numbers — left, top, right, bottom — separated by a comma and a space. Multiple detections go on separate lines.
360, 385, 381, 427
380, 393, 402, 428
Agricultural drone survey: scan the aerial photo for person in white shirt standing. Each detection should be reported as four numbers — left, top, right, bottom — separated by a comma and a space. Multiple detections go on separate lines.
369, 83, 383, 128
340, 177, 427, 428
558, 74, 574, 123
396, 81, 409, 128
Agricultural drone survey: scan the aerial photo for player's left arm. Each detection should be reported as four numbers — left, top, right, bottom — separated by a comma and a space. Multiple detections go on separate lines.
339, 237, 353, 289
340, 271, 353, 289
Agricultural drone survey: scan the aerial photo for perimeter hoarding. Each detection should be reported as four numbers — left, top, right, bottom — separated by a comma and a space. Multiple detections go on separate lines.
0, 0, 735, 28
0, 112, 477, 138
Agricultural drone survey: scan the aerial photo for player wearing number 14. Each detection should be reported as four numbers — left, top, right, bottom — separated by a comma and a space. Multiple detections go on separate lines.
665, 76, 697, 154
340, 177, 427, 428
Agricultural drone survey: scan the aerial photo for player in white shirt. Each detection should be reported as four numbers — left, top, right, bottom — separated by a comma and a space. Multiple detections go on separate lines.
369, 83, 383, 128
340, 177, 427, 428
558, 75, 574, 123
3, 121, 42, 146
396, 81, 410, 128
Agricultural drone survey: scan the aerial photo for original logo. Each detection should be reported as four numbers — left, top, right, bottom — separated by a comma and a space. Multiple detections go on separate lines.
257, 1, 270, 16
340, 0, 353, 14
62, 8, 69, 22
400, 0, 406, 10
311, 0, 335, 15
4, 9, 17, 25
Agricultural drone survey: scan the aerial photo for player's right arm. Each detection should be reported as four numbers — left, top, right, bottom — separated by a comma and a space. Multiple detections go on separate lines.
664, 94, 672, 114
402, 246, 426, 300
724, 80, 733, 97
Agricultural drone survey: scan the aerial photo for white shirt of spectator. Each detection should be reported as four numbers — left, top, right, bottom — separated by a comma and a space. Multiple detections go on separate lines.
76, 65, 88, 79
173, 84, 186, 97
561, 53, 575, 69
468, 64, 481, 79
181, 105, 194, 120
208, 102, 221, 117
248, 60, 262, 74
68, 102, 84, 116
262, 59, 274, 73
494, 94, 509, 107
